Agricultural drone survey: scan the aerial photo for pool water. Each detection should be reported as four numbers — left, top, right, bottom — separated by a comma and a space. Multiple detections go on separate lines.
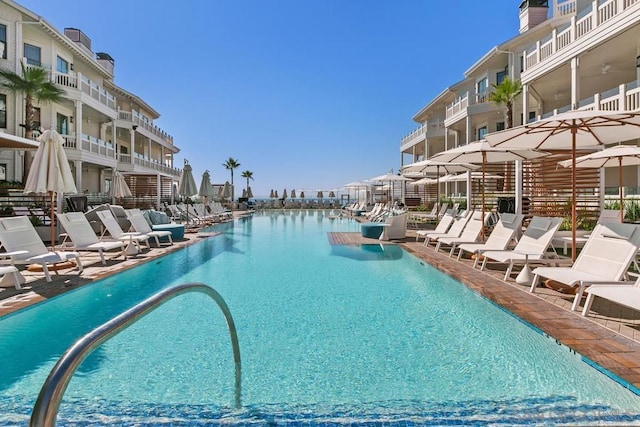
2, 210, 640, 425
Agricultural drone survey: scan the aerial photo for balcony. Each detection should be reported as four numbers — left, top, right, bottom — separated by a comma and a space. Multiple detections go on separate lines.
400, 125, 426, 147
118, 109, 174, 147
117, 152, 181, 177
400, 121, 446, 149
24, 62, 117, 113
523, 0, 640, 72
539, 79, 640, 119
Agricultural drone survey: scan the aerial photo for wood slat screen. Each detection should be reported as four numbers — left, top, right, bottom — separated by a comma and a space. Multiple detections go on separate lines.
524, 151, 600, 223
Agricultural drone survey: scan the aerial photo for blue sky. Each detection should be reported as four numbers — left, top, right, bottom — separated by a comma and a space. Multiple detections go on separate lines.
19, 0, 519, 198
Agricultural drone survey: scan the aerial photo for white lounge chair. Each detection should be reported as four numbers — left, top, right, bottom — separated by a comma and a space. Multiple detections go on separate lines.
125, 209, 173, 247
57, 212, 126, 265
423, 210, 471, 248
97, 210, 150, 256
414, 210, 455, 242
379, 213, 408, 241
581, 276, 640, 317
0, 216, 82, 283
0, 265, 21, 290
480, 216, 563, 281
435, 211, 491, 256
531, 222, 640, 311
456, 213, 524, 266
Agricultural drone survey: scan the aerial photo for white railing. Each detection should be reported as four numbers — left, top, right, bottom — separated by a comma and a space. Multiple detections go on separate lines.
60, 134, 76, 149
118, 152, 180, 176
80, 76, 116, 110
538, 79, 640, 118
446, 92, 470, 119
80, 134, 115, 159
400, 125, 426, 146
23, 61, 117, 112
525, 0, 640, 71
118, 110, 132, 121
131, 110, 174, 145
554, 0, 577, 16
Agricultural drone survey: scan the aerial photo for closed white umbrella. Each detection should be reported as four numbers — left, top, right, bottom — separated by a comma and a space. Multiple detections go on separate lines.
178, 159, 197, 224
198, 170, 216, 204
282, 189, 288, 199
291, 189, 296, 198
269, 189, 275, 198
486, 110, 640, 259
299, 191, 305, 199
24, 129, 77, 247
246, 186, 254, 199
220, 181, 232, 200
111, 170, 132, 203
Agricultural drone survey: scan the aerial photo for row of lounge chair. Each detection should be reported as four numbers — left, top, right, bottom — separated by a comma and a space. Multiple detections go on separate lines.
0, 205, 181, 289
165, 202, 232, 226
422, 207, 640, 318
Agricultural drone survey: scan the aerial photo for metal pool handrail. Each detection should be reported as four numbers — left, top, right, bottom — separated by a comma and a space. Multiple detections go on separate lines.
30, 283, 242, 427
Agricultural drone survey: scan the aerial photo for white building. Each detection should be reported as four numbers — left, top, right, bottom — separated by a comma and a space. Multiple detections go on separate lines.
401, 0, 640, 217
0, 0, 181, 207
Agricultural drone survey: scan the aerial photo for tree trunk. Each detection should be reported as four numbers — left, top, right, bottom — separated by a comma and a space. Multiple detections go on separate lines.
22, 96, 35, 182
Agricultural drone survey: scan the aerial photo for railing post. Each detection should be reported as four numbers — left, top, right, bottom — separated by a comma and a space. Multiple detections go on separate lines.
620, 83, 627, 111
535, 41, 541, 64
570, 15, 576, 41
551, 28, 557, 52
592, 0, 599, 26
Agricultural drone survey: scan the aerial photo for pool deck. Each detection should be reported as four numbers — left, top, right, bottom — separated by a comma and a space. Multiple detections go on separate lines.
2, 211, 640, 390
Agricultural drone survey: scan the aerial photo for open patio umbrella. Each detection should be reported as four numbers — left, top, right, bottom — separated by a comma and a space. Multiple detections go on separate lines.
178, 159, 197, 224
370, 171, 412, 203
111, 170, 132, 204
24, 129, 77, 247
430, 141, 549, 239
441, 171, 504, 182
486, 110, 640, 260
401, 160, 479, 221
198, 170, 216, 204
344, 181, 372, 203
558, 144, 640, 222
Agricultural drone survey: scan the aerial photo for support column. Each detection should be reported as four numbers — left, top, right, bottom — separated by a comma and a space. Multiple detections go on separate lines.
74, 160, 83, 194
515, 160, 523, 215
522, 84, 529, 124
156, 173, 162, 210
571, 57, 580, 109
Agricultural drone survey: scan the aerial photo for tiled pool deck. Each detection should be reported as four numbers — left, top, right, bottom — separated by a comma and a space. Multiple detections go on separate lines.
2, 212, 640, 392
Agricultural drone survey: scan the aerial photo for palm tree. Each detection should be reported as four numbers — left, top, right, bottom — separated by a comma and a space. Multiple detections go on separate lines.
223, 157, 240, 200
241, 170, 254, 193
0, 63, 66, 180
488, 77, 522, 129
488, 77, 523, 192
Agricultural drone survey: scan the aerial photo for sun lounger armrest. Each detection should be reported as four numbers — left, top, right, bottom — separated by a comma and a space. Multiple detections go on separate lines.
584, 280, 637, 287
0, 250, 29, 258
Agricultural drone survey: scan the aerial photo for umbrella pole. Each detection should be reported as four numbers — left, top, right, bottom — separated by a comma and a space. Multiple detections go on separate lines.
50, 191, 55, 251
571, 127, 577, 262
619, 156, 624, 222
435, 166, 440, 224
481, 153, 486, 241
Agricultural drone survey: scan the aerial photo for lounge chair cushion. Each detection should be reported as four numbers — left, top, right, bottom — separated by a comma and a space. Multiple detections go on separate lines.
152, 223, 185, 240
146, 210, 171, 225
361, 223, 385, 239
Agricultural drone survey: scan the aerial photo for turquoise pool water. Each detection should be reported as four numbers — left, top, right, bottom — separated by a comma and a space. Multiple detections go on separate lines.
2, 210, 640, 425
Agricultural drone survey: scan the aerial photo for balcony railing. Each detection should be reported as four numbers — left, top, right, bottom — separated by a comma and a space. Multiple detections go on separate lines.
117, 109, 174, 146
524, 0, 640, 71
24, 61, 117, 112
117, 152, 181, 176
539, 79, 640, 119
400, 125, 426, 146
81, 134, 115, 158
446, 91, 492, 120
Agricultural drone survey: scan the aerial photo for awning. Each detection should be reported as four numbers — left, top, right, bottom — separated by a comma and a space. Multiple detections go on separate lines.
0, 133, 40, 150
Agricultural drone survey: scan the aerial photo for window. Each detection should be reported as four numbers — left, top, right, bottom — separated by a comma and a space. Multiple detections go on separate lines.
0, 24, 6, 60
0, 94, 5, 128
476, 78, 488, 102
528, 111, 536, 123
477, 126, 488, 140
56, 56, 69, 74
496, 67, 508, 85
24, 44, 41, 66
496, 122, 505, 132
0, 163, 6, 181
56, 113, 68, 135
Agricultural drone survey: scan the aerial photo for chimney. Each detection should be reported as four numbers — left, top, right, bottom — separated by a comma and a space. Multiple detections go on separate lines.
519, 0, 549, 33
96, 52, 115, 75
64, 28, 93, 57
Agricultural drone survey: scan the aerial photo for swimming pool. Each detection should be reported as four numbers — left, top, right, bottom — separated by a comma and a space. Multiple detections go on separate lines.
2, 210, 640, 425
